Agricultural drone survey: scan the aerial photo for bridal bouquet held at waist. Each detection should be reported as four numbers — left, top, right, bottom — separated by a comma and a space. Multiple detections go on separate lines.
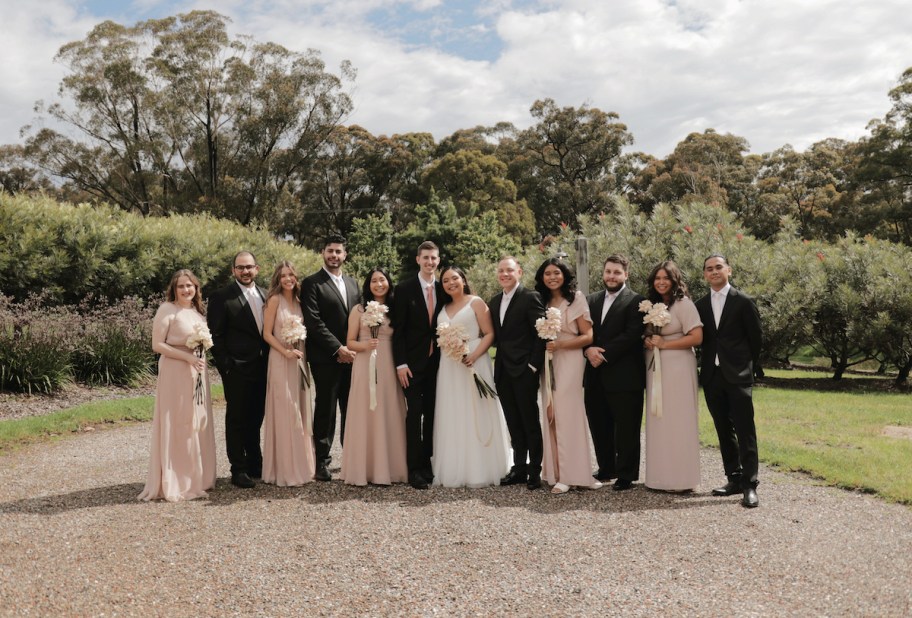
534, 307, 561, 409
281, 314, 310, 389
436, 322, 497, 399
185, 323, 213, 414
639, 300, 671, 418
361, 300, 389, 410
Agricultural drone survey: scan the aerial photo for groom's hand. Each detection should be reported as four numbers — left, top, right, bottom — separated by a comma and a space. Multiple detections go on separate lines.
397, 366, 412, 389
585, 346, 606, 368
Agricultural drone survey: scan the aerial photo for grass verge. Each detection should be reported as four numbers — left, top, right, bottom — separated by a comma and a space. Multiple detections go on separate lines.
699, 370, 912, 504
0, 385, 224, 456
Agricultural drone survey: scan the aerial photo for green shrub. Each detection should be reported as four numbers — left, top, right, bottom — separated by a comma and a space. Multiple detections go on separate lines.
0, 193, 322, 303
70, 297, 155, 386
0, 298, 74, 394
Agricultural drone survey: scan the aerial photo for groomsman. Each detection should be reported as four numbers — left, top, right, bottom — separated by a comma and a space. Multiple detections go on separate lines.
695, 254, 763, 508
489, 256, 546, 490
301, 234, 361, 482
583, 254, 646, 490
392, 241, 444, 490
208, 250, 269, 488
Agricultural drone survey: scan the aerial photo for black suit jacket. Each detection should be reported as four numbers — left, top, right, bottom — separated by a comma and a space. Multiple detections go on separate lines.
584, 286, 646, 391
391, 276, 444, 373
301, 269, 361, 365
489, 286, 546, 381
695, 286, 762, 386
207, 281, 269, 378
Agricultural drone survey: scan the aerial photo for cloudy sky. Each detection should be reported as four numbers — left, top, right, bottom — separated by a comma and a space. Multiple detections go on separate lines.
3, 0, 911, 158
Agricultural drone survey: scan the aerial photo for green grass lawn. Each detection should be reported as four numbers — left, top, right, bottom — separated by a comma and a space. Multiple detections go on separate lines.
0, 385, 224, 455
699, 370, 912, 504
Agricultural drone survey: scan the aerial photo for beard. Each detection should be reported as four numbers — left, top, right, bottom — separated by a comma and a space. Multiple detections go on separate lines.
603, 282, 624, 293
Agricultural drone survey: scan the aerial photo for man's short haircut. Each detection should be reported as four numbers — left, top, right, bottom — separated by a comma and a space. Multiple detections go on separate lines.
603, 253, 630, 272
703, 253, 728, 268
322, 234, 347, 249
233, 250, 257, 266
417, 240, 439, 255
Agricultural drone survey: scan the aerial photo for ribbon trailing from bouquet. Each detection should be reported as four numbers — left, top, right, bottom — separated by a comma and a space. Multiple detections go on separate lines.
470, 369, 494, 447
361, 302, 388, 411
369, 344, 379, 410
649, 348, 663, 418
542, 350, 555, 409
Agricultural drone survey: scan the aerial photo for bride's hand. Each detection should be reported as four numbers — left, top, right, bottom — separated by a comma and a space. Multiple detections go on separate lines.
462, 354, 476, 367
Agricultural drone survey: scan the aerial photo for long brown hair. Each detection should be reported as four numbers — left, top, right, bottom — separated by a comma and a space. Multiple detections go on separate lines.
267, 260, 301, 299
166, 269, 205, 314
646, 260, 689, 307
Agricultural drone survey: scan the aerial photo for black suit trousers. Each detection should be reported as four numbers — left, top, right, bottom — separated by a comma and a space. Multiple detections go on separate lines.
584, 384, 643, 482
402, 366, 437, 473
703, 368, 759, 488
222, 365, 267, 476
497, 368, 543, 475
311, 361, 352, 467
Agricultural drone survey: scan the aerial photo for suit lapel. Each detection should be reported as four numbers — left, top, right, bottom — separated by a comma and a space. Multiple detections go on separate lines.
717, 287, 737, 330
501, 288, 521, 326
230, 283, 260, 334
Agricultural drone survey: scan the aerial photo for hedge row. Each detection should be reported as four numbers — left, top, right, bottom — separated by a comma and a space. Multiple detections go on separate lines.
0, 193, 323, 304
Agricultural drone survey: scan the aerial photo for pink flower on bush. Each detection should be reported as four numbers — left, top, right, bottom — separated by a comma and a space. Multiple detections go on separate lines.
684, 225, 693, 233
736, 233, 743, 241
816, 252, 825, 261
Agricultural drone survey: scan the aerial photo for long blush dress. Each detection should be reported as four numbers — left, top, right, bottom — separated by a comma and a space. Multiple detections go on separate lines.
644, 297, 703, 491
139, 302, 217, 502
340, 307, 408, 485
541, 291, 596, 487
262, 295, 316, 487
432, 299, 510, 488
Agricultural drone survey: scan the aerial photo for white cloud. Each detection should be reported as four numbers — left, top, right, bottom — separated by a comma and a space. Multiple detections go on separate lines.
1, 0, 911, 158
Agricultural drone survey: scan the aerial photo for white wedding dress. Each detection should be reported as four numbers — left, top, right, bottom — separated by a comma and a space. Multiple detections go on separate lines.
432, 298, 510, 488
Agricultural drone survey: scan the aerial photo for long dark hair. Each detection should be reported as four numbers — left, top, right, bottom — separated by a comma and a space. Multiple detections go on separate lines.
361, 268, 394, 309
534, 257, 577, 305
646, 260, 689, 307
439, 266, 471, 305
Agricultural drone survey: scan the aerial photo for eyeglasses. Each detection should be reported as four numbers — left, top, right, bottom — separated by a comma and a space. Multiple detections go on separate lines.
234, 264, 258, 271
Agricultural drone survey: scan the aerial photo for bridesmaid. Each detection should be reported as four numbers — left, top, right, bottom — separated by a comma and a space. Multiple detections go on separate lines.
340, 268, 408, 486
139, 269, 217, 502
533, 258, 601, 494
262, 261, 316, 487
643, 260, 703, 491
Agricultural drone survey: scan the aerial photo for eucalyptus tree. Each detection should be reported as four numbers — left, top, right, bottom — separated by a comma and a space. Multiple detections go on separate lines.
853, 66, 912, 245
509, 98, 634, 235
24, 10, 353, 225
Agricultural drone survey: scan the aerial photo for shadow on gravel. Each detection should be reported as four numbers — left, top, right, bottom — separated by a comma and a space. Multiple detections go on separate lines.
0, 482, 146, 515
1, 470, 726, 516
201, 472, 722, 515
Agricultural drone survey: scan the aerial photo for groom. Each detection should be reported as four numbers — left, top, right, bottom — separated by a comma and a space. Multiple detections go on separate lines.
392, 240, 444, 490
207, 250, 269, 488
489, 256, 546, 490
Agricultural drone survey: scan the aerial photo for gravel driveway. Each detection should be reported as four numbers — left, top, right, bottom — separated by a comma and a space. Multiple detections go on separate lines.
1, 409, 910, 617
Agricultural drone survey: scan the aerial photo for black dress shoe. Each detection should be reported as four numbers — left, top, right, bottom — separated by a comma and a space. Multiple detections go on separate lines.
742, 488, 759, 508
420, 468, 435, 484
613, 479, 633, 491
711, 480, 741, 496
409, 472, 429, 490
249, 469, 263, 481
231, 472, 255, 489
314, 465, 331, 482
526, 475, 542, 490
500, 469, 527, 486
593, 469, 615, 482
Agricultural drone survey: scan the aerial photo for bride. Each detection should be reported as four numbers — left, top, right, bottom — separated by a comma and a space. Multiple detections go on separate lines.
432, 266, 510, 488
